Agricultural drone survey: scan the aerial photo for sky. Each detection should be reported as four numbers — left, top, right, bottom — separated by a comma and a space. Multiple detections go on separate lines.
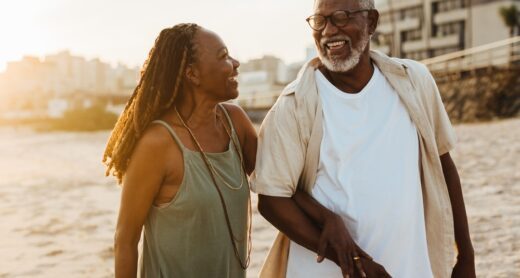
0, 0, 390, 72
0, 0, 324, 72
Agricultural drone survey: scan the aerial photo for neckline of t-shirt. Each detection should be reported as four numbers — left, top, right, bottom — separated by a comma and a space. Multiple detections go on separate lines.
315, 64, 381, 100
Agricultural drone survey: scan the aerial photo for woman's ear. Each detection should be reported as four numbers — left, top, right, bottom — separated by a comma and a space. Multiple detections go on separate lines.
185, 65, 200, 87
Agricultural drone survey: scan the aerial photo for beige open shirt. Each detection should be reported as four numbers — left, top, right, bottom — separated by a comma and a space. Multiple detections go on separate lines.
251, 50, 457, 278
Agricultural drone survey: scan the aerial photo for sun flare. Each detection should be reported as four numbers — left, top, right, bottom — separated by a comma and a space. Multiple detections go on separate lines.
0, 2, 49, 71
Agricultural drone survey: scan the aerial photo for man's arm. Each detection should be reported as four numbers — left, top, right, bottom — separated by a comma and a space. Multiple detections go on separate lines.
292, 190, 387, 278
259, 195, 353, 275
440, 153, 476, 277
257, 195, 333, 262
292, 190, 372, 260
258, 194, 389, 278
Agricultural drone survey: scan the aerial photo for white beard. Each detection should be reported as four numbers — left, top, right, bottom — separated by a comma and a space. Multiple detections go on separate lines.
318, 29, 370, 72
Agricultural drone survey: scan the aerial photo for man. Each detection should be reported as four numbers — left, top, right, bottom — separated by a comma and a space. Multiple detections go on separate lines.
251, 0, 475, 277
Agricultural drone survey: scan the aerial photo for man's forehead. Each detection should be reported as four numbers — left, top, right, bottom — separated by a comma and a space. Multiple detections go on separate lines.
314, 0, 359, 13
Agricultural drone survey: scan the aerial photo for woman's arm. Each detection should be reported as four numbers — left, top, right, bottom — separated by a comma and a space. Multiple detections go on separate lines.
114, 128, 170, 278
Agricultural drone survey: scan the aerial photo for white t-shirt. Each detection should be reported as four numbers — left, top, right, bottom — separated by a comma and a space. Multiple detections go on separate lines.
286, 66, 433, 278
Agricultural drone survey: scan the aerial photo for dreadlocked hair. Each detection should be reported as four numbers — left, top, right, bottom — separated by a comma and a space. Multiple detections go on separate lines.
103, 23, 200, 184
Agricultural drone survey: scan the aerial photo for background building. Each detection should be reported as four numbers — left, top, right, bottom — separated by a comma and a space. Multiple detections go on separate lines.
0, 51, 139, 98
0, 51, 139, 118
373, 0, 520, 60
236, 55, 288, 108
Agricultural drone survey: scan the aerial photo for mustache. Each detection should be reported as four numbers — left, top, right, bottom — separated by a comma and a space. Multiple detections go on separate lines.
320, 35, 352, 48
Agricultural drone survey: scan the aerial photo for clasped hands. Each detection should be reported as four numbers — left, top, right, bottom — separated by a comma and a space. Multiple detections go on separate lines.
317, 212, 392, 278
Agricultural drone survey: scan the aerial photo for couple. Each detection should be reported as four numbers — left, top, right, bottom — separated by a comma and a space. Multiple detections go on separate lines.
103, 0, 475, 277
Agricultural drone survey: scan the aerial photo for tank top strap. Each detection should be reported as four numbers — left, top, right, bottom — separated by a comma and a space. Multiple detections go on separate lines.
218, 103, 236, 135
217, 103, 244, 162
151, 120, 185, 153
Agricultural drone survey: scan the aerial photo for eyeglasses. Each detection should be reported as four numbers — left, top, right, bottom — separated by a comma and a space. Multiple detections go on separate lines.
306, 9, 372, 31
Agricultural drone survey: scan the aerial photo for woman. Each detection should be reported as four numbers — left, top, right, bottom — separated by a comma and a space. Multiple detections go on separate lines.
103, 23, 257, 278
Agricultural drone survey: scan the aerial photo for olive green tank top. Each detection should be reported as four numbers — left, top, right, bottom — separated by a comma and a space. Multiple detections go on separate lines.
139, 105, 249, 278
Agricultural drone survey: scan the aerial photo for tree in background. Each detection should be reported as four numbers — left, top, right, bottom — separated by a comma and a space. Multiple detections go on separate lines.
499, 5, 519, 65
499, 5, 519, 38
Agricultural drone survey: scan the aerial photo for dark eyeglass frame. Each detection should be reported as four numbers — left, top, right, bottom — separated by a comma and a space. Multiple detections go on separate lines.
306, 9, 372, 31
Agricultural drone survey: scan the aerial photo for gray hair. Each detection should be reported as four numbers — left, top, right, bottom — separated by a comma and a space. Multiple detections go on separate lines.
314, 0, 375, 10
359, 0, 375, 9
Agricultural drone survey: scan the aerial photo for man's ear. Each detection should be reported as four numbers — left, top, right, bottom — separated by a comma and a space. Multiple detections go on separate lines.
367, 9, 379, 35
185, 65, 200, 87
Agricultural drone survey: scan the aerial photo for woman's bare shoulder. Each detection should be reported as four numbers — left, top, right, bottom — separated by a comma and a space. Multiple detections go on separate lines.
221, 103, 252, 128
130, 121, 183, 167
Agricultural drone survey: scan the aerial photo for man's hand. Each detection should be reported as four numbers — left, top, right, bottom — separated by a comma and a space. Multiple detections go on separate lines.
353, 257, 392, 278
451, 257, 476, 278
292, 190, 391, 278
317, 213, 386, 278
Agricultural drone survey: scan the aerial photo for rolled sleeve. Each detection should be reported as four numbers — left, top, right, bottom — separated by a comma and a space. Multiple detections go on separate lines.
250, 95, 305, 197
423, 69, 457, 155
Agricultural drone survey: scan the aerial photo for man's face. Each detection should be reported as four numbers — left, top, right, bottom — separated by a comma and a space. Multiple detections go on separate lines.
312, 0, 372, 72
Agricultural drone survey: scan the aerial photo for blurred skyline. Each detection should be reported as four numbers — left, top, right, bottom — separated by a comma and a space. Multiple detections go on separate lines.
0, 0, 328, 72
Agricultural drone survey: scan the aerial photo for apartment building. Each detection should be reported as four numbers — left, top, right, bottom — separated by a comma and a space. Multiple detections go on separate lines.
236, 55, 288, 106
373, 0, 519, 59
0, 51, 139, 97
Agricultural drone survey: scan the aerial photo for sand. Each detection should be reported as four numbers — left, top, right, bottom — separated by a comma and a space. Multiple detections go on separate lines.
0, 118, 518, 277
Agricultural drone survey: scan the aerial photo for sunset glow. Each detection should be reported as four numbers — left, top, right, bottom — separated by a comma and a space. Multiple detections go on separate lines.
0, 0, 317, 72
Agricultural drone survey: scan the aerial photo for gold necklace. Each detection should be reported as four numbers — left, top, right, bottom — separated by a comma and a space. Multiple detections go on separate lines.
210, 127, 246, 190
174, 106, 252, 269
175, 108, 244, 190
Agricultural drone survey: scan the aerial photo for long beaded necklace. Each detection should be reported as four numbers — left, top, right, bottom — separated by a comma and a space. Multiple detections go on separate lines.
174, 105, 252, 269
181, 112, 246, 190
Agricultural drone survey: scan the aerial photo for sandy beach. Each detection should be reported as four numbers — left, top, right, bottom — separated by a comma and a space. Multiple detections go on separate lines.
0, 118, 518, 277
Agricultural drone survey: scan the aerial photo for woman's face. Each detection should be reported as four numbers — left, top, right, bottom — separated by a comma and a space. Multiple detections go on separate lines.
189, 28, 240, 101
